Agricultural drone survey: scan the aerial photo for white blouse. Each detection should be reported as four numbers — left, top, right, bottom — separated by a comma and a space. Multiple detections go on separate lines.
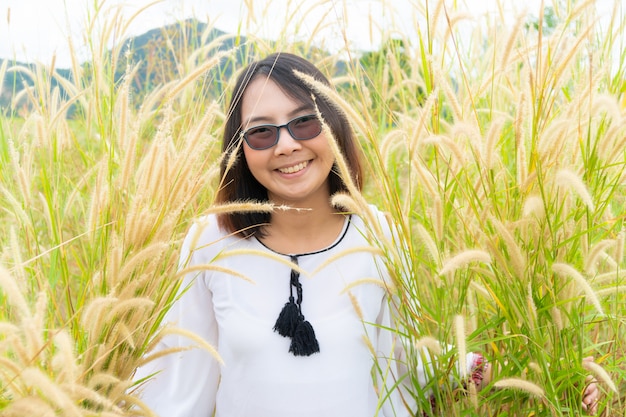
134, 208, 475, 417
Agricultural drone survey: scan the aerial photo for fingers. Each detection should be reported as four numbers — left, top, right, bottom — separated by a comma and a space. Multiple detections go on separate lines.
582, 374, 599, 415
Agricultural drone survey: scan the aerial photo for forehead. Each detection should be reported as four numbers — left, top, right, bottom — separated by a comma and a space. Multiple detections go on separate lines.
240, 76, 310, 123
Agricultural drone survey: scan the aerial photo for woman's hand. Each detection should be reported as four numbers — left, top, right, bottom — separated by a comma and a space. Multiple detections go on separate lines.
473, 355, 599, 415
582, 357, 599, 415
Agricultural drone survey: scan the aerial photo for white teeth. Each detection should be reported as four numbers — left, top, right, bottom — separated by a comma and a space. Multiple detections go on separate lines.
278, 161, 308, 174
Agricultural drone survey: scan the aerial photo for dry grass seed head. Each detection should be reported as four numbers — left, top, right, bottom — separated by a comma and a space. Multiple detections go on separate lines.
582, 359, 618, 393
0, 265, 30, 319
414, 336, 442, 356
159, 326, 223, 364
60, 382, 125, 413
412, 222, 440, 266
51, 330, 80, 383
81, 296, 118, 334
555, 169, 595, 210
438, 249, 492, 276
522, 195, 545, 218
20, 367, 83, 417
1, 396, 58, 417
340, 277, 391, 295
311, 246, 384, 277
454, 315, 467, 378
490, 217, 526, 279
177, 263, 255, 284
493, 377, 545, 398
584, 239, 617, 275
347, 291, 364, 320
484, 117, 505, 170
551, 262, 603, 315
117, 242, 170, 283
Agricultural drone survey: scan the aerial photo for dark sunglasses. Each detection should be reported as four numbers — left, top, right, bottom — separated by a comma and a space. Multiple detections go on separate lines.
242, 114, 323, 150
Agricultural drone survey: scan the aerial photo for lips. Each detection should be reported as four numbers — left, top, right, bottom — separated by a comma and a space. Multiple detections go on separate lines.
277, 161, 309, 174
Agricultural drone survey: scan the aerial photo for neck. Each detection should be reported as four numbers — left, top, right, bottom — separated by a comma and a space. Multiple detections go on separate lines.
261, 201, 346, 254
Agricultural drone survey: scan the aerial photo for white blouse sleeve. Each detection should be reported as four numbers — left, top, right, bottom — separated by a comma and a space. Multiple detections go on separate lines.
134, 220, 221, 417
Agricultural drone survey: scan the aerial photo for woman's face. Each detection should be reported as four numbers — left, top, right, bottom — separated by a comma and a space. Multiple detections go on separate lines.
240, 76, 336, 208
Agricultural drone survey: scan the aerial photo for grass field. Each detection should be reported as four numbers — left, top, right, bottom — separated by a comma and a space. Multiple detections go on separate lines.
0, 0, 624, 415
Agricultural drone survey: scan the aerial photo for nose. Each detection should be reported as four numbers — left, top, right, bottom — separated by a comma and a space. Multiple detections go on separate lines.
273, 126, 302, 155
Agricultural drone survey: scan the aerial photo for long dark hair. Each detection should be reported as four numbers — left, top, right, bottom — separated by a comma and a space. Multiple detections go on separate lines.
215, 52, 363, 237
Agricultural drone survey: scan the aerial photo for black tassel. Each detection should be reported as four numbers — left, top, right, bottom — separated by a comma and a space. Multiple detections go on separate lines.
289, 319, 320, 356
273, 296, 301, 337
274, 255, 320, 356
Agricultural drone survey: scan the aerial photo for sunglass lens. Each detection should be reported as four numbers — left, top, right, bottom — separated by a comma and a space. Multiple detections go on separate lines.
245, 126, 278, 149
289, 116, 322, 140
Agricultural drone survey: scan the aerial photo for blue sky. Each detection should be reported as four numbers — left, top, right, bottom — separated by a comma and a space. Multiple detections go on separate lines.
0, 0, 620, 67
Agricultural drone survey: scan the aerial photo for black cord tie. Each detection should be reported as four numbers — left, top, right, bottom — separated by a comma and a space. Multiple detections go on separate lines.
273, 255, 320, 356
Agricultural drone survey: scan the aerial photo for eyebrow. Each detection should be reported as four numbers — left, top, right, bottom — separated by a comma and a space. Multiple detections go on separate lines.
244, 104, 315, 126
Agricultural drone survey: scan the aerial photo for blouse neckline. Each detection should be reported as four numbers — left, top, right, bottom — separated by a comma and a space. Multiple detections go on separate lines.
254, 215, 352, 258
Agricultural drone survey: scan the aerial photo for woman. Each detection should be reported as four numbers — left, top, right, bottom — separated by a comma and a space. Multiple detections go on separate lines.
134, 53, 598, 416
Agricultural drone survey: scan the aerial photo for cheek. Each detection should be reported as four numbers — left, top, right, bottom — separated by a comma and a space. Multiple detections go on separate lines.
242, 147, 267, 179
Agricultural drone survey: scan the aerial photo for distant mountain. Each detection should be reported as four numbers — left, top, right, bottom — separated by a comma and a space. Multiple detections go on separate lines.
115, 19, 249, 101
0, 18, 349, 117
0, 19, 249, 115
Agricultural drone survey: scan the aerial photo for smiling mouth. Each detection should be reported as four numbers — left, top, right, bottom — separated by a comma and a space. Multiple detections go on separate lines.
277, 161, 309, 174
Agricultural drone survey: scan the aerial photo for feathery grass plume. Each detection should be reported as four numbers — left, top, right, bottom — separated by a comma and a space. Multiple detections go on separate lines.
493, 378, 545, 397
414, 336, 443, 356
438, 250, 492, 276
214, 248, 306, 276
51, 330, 80, 383
80, 296, 119, 335
454, 315, 468, 378
165, 51, 231, 101
116, 242, 170, 282
340, 278, 390, 294
379, 129, 406, 167
526, 282, 537, 331
0, 187, 31, 233
522, 195, 545, 218
596, 286, 626, 297
176, 263, 256, 284
582, 359, 618, 393
432, 195, 443, 244
6, 135, 31, 205
555, 169, 595, 211
484, 117, 505, 170
312, 246, 384, 276
591, 269, 626, 286
413, 222, 440, 265
157, 326, 223, 365
421, 135, 468, 168
498, 12, 525, 73
552, 263, 603, 315
347, 291, 364, 320
294, 69, 368, 141
0, 265, 30, 319
19, 367, 83, 416
550, 306, 568, 331
434, 67, 463, 121
616, 231, 624, 266
584, 239, 617, 275
330, 192, 384, 241
207, 201, 276, 215
0, 397, 58, 417
514, 89, 527, 188
598, 122, 626, 163
468, 280, 491, 299
490, 217, 526, 279
527, 362, 543, 375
